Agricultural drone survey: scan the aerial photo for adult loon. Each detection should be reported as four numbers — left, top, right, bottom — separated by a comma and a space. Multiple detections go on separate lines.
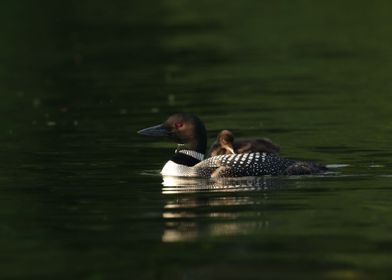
208, 129, 280, 157
138, 113, 327, 178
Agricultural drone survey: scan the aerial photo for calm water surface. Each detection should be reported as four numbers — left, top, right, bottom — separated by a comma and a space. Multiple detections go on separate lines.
1, 1, 392, 279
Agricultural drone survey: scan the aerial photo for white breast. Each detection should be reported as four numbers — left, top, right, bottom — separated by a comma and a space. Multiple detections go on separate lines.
160, 160, 197, 177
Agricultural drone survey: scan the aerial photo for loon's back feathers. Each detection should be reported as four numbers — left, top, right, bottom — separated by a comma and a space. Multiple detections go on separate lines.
194, 153, 289, 177
194, 152, 325, 178
138, 113, 327, 178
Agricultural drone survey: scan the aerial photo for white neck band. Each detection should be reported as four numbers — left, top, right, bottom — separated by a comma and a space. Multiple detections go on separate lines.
176, 149, 205, 161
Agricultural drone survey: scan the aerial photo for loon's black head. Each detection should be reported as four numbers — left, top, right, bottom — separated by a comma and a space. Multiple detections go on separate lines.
138, 113, 207, 154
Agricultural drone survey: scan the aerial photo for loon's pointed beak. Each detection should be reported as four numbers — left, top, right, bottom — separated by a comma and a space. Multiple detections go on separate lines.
137, 124, 168, 137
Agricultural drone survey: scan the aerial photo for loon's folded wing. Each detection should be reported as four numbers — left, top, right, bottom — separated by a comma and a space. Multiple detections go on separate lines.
195, 153, 293, 177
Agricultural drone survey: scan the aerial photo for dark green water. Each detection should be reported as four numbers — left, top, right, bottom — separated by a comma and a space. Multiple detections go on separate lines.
1, 1, 392, 279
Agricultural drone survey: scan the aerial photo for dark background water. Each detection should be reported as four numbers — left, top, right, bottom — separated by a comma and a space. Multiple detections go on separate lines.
1, 1, 392, 279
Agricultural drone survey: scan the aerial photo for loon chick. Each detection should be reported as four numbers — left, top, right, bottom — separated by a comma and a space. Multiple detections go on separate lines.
208, 129, 280, 157
138, 113, 327, 178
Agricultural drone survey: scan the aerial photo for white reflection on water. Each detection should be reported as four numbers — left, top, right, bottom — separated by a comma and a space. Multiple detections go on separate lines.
161, 176, 295, 242
162, 221, 271, 242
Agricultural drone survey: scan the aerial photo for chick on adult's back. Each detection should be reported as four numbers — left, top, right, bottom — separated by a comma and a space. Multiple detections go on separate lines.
208, 129, 280, 157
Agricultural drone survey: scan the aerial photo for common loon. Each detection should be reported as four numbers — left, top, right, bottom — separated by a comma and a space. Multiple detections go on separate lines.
208, 129, 280, 157
138, 113, 327, 178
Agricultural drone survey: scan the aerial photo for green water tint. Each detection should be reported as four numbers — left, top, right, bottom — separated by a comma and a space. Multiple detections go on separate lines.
1, 0, 392, 279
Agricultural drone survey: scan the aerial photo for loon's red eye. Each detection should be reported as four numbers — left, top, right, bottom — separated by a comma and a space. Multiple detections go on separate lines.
175, 122, 183, 129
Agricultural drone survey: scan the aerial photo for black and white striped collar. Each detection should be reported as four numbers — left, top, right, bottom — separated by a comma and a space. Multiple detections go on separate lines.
175, 148, 205, 161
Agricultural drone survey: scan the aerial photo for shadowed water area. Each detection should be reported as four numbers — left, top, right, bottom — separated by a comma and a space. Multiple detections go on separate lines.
1, 1, 392, 279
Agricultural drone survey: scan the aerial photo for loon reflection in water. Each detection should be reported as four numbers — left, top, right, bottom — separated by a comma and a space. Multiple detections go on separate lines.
138, 113, 327, 178
161, 176, 304, 242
